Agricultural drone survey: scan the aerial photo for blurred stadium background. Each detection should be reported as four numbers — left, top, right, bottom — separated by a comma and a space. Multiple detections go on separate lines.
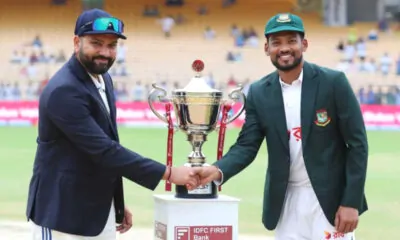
0, 0, 400, 239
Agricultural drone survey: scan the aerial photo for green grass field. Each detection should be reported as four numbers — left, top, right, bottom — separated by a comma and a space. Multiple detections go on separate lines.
0, 127, 399, 239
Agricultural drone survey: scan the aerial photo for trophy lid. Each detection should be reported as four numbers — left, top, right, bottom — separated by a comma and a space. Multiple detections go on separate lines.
173, 60, 221, 94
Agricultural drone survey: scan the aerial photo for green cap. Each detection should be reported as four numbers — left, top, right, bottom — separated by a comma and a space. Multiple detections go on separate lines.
264, 13, 305, 36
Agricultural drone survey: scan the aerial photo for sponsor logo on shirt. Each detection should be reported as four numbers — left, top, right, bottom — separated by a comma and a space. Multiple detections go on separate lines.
288, 126, 302, 141
323, 231, 345, 239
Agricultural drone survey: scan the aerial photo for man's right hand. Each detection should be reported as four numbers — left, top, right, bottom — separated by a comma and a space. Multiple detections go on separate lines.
198, 165, 222, 186
164, 166, 202, 190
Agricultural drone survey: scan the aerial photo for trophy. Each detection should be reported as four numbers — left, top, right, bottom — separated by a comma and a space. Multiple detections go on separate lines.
148, 59, 246, 199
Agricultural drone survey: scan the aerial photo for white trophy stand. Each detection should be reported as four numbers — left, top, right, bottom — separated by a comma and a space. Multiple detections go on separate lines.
153, 193, 240, 240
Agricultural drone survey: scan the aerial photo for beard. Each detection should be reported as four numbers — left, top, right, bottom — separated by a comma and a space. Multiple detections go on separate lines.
78, 48, 115, 75
271, 53, 303, 72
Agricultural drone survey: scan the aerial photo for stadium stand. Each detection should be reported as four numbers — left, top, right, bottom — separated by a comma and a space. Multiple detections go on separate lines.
0, 0, 399, 100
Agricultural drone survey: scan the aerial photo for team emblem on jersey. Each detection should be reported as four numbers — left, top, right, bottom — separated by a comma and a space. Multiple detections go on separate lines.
314, 109, 331, 127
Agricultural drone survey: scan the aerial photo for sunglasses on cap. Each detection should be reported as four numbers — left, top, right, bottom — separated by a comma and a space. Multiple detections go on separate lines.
78, 17, 124, 36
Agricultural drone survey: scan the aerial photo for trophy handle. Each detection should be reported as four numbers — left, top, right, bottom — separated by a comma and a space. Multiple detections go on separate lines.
224, 84, 246, 125
148, 83, 170, 124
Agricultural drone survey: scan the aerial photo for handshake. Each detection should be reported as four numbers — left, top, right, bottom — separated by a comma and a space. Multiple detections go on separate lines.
163, 165, 222, 190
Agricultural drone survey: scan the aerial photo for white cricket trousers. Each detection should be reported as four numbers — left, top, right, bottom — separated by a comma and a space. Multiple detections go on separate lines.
31, 202, 116, 240
275, 185, 355, 240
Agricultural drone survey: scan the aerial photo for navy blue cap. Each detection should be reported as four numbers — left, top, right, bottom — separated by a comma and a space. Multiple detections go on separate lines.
74, 8, 127, 39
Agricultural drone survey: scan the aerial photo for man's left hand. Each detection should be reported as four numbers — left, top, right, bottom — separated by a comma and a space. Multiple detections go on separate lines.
117, 207, 133, 234
335, 206, 359, 234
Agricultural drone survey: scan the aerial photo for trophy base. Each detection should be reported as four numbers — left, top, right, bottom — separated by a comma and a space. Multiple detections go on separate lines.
175, 182, 218, 199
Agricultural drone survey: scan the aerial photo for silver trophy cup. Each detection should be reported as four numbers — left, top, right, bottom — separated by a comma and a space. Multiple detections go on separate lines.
148, 60, 246, 199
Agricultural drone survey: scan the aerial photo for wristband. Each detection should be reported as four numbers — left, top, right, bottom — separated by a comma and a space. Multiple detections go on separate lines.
167, 166, 172, 182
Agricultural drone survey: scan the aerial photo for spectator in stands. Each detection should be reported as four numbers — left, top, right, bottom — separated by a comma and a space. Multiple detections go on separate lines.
10, 50, 22, 64
386, 86, 397, 105
365, 58, 377, 73
25, 81, 38, 101
52, 0, 66, 5
230, 24, 240, 38
246, 27, 259, 47
379, 52, 392, 76
235, 52, 242, 61
357, 58, 368, 72
336, 39, 345, 51
48, 53, 56, 64
357, 58, 377, 73
378, 17, 389, 32
336, 59, 356, 73
110, 66, 127, 77
225, 74, 238, 94
347, 28, 358, 44
174, 13, 186, 25
226, 51, 235, 62
143, 4, 151, 16
12, 82, 21, 101
55, 49, 67, 63
204, 73, 215, 88
38, 50, 49, 63
26, 62, 38, 80
0, 82, 4, 100
227, 75, 237, 87
29, 51, 39, 64
33, 35, 43, 48
114, 82, 129, 102
166, 0, 184, 6
396, 87, 400, 105
374, 86, 384, 104
366, 85, 376, 104
119, 65, 128, 76
152, 5, 160, 17
248, 26, 257, 37
343, 40, 355, 62
368, 87, 399, 106
116, 42, 126, 64
20, 50, 30, 65
160, 80, 168, 90
197, 4, 208, 15
1, 82, 20, 101
143, 4, 160, 17
222, 0, 236, 8
132, 81, 145, 102
367, 29, 378, 41
226, 51, 242, 62
204, 26, 216, 40
241, 28, 250, 41
355, 37, 366, 61
2, 83, 12, 101
357, 87, 365, 104
234, 34, 245, 47
158, 15, 175, 38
